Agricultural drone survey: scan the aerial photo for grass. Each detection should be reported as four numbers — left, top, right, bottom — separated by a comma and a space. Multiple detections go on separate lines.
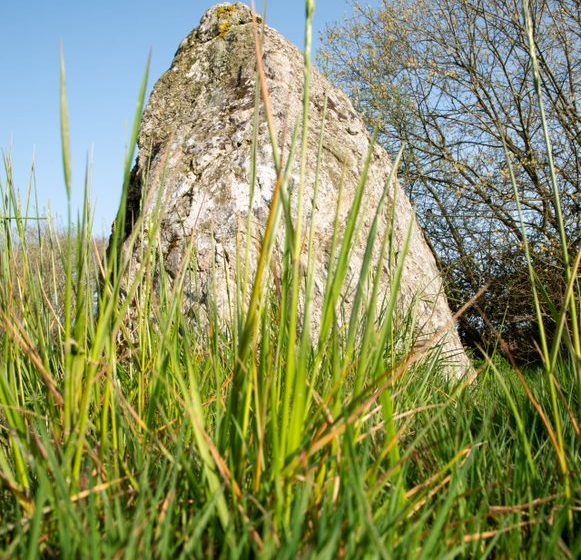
0, 2, 579, 557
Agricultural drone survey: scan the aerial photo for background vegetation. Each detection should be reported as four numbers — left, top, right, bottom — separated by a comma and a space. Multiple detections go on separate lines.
320, 0, 579, 362
0, 0, 579, 557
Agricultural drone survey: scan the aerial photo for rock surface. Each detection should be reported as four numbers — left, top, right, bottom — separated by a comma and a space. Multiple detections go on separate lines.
114, 2, 471, 375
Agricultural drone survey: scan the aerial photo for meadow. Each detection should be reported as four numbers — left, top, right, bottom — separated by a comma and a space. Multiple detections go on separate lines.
0, 3, 579, 558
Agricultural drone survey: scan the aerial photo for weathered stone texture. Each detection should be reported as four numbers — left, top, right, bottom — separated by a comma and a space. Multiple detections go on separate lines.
115, 3, 471, 375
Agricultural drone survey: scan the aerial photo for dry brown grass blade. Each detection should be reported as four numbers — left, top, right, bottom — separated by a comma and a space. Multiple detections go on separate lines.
250, 3, 280, 167
409, 475, 452, 516
488, 494, 559, 516
68, 477, 128, 504
459, 520, 540, 543
406, 446, 474, 500
355, 403, 446, 446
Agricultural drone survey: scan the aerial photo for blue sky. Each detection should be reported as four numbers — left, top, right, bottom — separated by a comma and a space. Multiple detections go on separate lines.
0, 1, 372, 235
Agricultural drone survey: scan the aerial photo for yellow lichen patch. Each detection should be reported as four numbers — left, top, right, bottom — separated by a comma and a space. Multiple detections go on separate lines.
218, 21, 232, 39
217, 5, 236, 18
216, 4, 237, 38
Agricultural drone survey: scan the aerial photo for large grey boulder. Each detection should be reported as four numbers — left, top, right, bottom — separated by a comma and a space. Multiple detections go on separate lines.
115, 2, 471, 375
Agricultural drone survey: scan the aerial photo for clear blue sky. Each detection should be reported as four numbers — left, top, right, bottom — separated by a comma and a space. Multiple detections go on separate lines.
0, 1, 372, 235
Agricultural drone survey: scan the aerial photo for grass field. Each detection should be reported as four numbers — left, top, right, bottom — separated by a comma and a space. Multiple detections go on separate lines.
0, 3, 579, 558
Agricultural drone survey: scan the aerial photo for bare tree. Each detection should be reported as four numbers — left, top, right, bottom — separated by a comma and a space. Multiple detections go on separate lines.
320, 0, 580, 360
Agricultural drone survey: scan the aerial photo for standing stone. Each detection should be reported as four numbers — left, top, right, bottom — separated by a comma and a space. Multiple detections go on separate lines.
114, 2, 471, 375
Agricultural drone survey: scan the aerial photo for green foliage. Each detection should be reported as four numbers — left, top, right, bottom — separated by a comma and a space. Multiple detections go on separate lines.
0, 2, 579, 557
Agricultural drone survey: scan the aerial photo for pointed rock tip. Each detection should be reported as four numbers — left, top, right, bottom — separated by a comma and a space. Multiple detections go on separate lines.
197, 3, 262, 42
